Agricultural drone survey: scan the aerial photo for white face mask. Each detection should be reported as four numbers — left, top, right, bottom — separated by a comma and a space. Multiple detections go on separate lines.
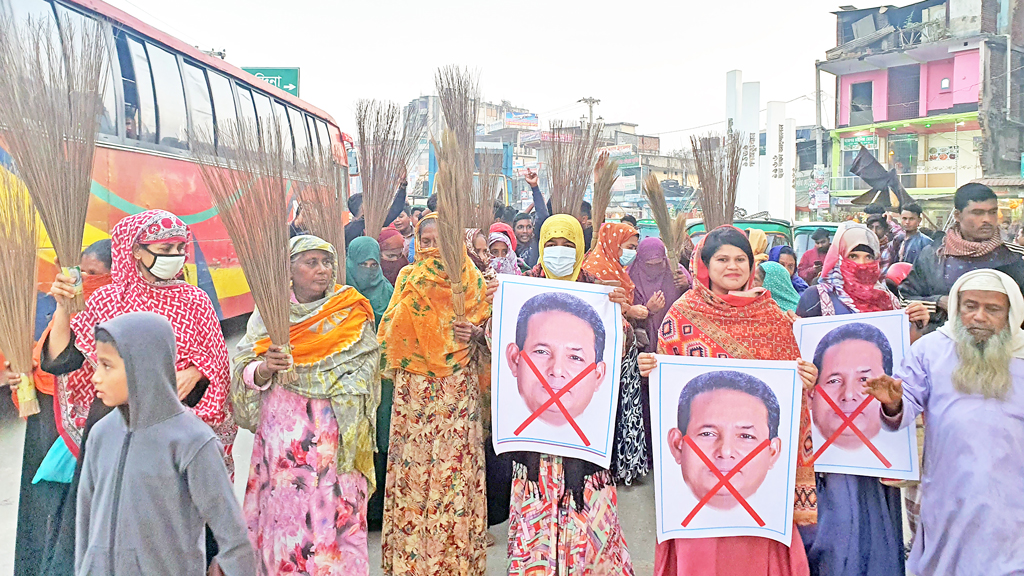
619, 248, 637, 266
143, 248, 186, 280
543, 246, 577, 278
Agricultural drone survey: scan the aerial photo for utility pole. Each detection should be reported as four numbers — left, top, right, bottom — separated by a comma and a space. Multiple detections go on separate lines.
578, 97, 601, 125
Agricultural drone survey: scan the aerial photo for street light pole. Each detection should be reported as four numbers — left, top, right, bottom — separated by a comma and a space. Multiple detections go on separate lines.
579, 97, 601, 125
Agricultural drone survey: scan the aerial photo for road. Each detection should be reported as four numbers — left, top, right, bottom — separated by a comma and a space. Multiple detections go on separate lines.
0, 324, 658, 576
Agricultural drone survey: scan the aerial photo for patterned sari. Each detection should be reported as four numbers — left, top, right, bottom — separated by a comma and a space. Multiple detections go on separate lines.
655, 226, 814, 576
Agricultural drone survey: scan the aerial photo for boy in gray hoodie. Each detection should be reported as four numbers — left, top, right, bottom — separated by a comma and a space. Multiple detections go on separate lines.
75, 311, 254, 576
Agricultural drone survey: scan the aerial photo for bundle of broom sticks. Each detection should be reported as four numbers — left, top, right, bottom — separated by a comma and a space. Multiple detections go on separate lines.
192, 120, 296, 382
546, 120, 602, 219
642, 173, 687, 267
592, 151, 619, 230
298, 145, 348, 284
0, 14, 106, 315
356, 99, 422, 239
690, 131, 743, 232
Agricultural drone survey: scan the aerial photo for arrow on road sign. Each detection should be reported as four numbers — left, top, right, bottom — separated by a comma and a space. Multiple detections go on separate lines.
284, 84, 296, 91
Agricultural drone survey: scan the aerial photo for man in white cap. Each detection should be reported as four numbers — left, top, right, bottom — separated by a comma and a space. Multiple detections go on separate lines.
865, 268, 1024, 576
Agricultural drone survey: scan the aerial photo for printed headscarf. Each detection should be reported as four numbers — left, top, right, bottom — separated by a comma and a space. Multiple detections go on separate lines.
746, 228, 770, 264
538, 214, 585, 282
489, 222, 517, 252
376, 213, 491, 378
60, 210, 231, 460
819, 222, 899, 313
628, 237, 685, 352
346, 236, 394, 329
582, 222, 638, 301
464, 227, 489, 272
760, 261, 800, 313
232, 234, 380, 488
488, 231, 521, 275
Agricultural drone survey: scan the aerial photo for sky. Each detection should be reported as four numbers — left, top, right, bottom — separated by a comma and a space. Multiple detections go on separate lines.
104, 0, 843, 152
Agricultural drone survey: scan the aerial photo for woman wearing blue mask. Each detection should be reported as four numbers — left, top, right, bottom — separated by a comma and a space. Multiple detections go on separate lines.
512, 214, 636, 575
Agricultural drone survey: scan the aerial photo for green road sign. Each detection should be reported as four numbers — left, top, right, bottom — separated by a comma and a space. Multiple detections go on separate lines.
242, 67, 300, 97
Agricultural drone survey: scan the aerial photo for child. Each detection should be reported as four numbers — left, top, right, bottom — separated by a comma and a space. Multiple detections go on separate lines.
76, 311, 254, 575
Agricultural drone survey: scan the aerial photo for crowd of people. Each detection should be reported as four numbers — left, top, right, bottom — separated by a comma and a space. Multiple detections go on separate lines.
5, 181, 1023, 576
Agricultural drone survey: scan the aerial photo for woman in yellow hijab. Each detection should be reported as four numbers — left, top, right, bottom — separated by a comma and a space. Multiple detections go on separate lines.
746, 228, 770, 264
377, 213, 493, 576
510, 214, 636, 575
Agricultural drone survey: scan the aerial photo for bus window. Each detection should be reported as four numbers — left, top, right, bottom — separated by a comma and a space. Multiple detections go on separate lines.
315, 119, 331, 158
287, 106, 309, 160
207, 72, 235, 148
273, 101, 294, 163
53, 5, 116, 136
116, 32, 156, 143
182, 62, 213, 143
236, 85, 257, 131
146, 43, 187, 149
305, 114, 319, 153
252, 91, 274, 143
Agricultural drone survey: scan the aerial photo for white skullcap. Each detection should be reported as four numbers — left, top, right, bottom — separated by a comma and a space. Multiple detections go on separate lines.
958, 270, 1009, 294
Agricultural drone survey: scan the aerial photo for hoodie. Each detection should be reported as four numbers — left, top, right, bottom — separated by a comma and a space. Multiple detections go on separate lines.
75, 312, 254, 576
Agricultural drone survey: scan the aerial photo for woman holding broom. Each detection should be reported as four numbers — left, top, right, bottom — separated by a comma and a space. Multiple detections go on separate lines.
508, 214, 636, 576
37, 210, 234, 574
581, 222, 649, 484
377, 213, 493, 576
638, 225, 818, 576
231, 234, 380, 575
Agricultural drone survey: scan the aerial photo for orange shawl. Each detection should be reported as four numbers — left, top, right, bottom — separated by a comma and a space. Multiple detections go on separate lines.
582, 222, 638, 302
253, 286, 373, 364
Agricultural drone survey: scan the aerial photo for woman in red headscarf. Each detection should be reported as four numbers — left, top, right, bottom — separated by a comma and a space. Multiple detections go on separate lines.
639, 225, 819, 576
377, 227, 408, 286
36, 210, 233, 574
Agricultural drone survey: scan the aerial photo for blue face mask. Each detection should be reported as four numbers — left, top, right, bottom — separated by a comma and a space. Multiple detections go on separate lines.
619, 248, 637, 266
543, 246, 577, 278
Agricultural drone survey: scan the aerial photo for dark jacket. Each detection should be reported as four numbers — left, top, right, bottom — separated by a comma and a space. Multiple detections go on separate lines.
344, 183, 408, 247
516, 185, 549, 268
900, 241, 1024, 330
76, 312, 254, 576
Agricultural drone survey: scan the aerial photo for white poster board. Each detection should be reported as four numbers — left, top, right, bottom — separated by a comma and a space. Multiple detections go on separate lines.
650, 356, 802, 545
491, 274, 623, 467
793, 310, 919, 481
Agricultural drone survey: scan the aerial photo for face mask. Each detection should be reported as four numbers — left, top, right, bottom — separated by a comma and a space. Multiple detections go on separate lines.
619, 248, 637, 266
543, 246, 577, 278
143, 247, 186, 280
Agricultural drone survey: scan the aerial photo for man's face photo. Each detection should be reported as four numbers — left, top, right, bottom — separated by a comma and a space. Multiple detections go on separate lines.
811, 337, 885, 450
668, 378, 782, 511
507, 308, 607, 426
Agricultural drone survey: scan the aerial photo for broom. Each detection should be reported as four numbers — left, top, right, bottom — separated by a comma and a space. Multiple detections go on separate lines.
0, 14, 107, 315
643, 173, 684, 266
546, 120, 602, 219
473, 149, 502, 233
298, 145, 347, 283
356, 99, 423, 238
592, 151, 619, 230
192, 119, 296, 382
0, 169, 41, 416
433, 130, 471, 322
690, 131, 743, 231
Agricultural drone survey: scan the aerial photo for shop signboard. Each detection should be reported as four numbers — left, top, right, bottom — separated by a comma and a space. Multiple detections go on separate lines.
840, 135, 878, 152
600, 144, 639, 169
505, 112, 539, 130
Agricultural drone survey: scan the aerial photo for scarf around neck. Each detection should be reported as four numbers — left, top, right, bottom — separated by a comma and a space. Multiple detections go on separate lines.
942, 224, 1004, 258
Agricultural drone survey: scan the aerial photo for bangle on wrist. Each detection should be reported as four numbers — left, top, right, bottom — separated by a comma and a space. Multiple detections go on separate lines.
256, 362, 271, 380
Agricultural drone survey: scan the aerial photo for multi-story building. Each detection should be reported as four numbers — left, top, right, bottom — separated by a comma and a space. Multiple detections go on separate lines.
817, 0, 1022, 215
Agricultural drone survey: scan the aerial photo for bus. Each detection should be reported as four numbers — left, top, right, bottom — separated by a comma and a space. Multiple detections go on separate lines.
0, 0, 350, 320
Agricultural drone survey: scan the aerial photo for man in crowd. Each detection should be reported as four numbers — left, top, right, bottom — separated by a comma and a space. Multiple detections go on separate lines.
866, 214, 894, 272
393, 203, 414, 240
515, 169, 549, 268
621, 214, 638, 229
798, 227, 832, 283
580, 201, 593, 252
897, 203, 931, 265
901, 183, 1024, 332
866, 268, 1024, 575
343, 180, 408, 247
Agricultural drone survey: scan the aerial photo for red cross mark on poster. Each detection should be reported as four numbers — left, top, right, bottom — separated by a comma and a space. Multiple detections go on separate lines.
681, 435, 769, 527
513, 353, 595, 446
808, 385, 891, 468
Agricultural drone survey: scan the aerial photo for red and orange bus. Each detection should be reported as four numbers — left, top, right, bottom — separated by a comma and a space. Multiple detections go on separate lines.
1, 0, 350, 320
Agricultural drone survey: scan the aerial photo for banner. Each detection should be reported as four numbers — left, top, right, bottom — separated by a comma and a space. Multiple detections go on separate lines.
491, 275, 624, 467
505, 111, 539, 130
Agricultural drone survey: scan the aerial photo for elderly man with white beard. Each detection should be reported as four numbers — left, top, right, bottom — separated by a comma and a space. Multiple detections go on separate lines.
865, 268, 1024, 576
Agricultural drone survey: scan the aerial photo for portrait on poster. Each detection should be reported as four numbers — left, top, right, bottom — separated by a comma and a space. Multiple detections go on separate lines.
490, 274, 623, 467
794, 310, 919, 481
650, 356, 802, 545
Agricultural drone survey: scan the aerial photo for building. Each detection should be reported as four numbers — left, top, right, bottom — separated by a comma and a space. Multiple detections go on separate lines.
816, 0, 1023, 219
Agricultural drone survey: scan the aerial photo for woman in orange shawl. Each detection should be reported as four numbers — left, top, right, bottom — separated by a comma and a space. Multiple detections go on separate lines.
581, 222, 649, 483
231, 235, 381, 575
376, 213, 493, 576
639, 225, 818, 576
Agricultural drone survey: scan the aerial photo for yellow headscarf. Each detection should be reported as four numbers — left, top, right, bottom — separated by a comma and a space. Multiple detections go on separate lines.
539, 214, 585, 281
746, 228, 770, 264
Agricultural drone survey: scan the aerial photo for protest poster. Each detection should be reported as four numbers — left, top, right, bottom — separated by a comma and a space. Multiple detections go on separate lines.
491, 274, 623, 467
650, 356, 802, 545
794, 310, 920, 481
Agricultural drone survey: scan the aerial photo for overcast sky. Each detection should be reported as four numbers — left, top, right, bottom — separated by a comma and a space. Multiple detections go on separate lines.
105, 0, 842, 151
